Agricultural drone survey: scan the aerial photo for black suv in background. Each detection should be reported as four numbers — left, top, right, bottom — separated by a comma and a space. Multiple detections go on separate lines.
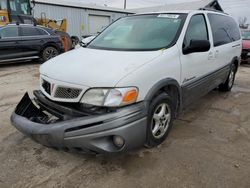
0, 24, 65, 64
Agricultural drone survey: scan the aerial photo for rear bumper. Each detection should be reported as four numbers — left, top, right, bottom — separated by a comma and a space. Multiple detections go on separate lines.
11, 93, 147, 154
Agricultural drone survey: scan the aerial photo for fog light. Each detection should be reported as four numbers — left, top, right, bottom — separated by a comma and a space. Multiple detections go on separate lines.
113, 135, 125, 148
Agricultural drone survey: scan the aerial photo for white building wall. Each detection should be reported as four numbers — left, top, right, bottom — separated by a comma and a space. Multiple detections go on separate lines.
33, 3, 129, 38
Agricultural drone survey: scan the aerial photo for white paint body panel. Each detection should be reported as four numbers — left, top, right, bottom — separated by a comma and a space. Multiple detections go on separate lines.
40, 47, 163, 102
116, 46, 181, 101
40, 10, 242, 104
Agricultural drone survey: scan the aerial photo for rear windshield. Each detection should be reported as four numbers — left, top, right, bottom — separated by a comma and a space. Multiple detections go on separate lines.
88, 14, 187, 51
242, 30, 250, 40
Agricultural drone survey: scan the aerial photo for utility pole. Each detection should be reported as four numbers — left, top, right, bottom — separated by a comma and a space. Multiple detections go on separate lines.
124, 0, 127, 9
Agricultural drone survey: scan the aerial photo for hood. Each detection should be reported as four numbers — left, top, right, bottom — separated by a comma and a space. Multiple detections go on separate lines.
40, 47, 162, 87
242, 40, 250, 50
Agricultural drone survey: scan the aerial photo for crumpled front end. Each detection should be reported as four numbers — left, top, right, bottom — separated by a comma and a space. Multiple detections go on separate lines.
11, 91, 147, 154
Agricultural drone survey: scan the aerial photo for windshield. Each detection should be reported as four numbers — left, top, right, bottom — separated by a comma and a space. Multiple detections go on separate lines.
88, 14, 187, 51
242, 30, 250, 40
0, 0, 7, 10
9, 0, 31, 15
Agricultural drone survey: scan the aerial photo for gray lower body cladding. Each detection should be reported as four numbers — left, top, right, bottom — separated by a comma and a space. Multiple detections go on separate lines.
10, 92, 147, 154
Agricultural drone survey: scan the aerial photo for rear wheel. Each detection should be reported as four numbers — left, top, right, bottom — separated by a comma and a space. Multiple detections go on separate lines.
42, 46, 59, 62
219, 64, 236, 92
145, 93, 174, 148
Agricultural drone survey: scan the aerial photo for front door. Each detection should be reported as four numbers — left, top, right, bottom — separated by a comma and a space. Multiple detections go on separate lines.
19, 26, 43, 57
0, 26, 23, 62
179, 14, 214, 106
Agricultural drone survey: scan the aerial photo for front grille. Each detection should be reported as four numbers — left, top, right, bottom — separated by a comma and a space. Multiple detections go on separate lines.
42, 80, 51, 95
54, 87, 82, 99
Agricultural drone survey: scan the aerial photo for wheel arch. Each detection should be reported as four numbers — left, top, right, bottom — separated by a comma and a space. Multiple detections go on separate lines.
145, 78, 182, 117
231, 56, 240, 72
40, 42, 60, 54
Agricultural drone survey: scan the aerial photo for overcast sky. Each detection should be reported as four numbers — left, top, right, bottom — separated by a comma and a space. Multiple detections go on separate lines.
76, 0, 250, 22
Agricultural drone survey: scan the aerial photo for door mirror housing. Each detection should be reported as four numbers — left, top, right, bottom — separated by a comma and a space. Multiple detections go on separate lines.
80, 35, 96, 47
183, 39, 210, 55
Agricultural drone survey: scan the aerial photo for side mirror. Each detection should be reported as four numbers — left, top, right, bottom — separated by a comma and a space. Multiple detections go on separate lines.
183, 39, 210, 55
80, 35, 96, 47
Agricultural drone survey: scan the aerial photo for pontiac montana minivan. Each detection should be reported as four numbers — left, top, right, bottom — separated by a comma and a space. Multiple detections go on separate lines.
11, 10, 242, 154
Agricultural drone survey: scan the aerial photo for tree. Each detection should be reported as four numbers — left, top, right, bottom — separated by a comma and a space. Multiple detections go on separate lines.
239, 16, 249, 29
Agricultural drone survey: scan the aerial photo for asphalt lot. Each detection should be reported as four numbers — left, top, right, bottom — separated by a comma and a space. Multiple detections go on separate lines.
0, 62, 250, 188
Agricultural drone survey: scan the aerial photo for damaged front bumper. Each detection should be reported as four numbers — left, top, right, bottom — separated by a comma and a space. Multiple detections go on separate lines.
10, 91, 147, 154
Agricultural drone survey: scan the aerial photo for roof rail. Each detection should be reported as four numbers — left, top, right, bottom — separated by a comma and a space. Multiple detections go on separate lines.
199, 8, 228, 15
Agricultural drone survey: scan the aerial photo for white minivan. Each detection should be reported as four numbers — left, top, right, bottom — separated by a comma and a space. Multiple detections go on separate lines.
11, 10, 242, 154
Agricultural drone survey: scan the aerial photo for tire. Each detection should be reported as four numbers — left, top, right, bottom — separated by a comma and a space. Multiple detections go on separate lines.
145, 93, 175, 148
41, 46, 59, 62
219, 64, 236, 92
71, 36, 80, 48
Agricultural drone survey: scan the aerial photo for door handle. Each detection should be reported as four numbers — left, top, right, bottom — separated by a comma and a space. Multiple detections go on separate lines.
232, 44, 241, 48
208, 51, 213, 60
215, 50, 219, 58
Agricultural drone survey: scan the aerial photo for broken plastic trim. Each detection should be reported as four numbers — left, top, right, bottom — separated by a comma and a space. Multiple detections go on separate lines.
15, 93, 51, 124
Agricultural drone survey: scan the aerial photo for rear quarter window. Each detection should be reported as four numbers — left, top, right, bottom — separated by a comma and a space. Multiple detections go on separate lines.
36, 28, 49, 35
208, 13, 241, 47
20, 27, 41, 36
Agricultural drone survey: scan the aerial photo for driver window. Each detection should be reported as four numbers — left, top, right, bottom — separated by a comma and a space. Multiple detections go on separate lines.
183, 14, 208, 48
0, 27, 18, 38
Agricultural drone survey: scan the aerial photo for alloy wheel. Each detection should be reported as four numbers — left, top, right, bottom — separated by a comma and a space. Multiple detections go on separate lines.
151, 103, 171, 139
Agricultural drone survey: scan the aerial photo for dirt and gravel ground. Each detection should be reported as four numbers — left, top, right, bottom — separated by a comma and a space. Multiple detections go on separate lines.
0, 62, 250, 188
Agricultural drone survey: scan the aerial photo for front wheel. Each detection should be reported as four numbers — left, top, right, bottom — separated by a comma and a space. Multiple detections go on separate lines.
42, 46, 59, 62
219, 64, 236, 92
145, 93, 175, 148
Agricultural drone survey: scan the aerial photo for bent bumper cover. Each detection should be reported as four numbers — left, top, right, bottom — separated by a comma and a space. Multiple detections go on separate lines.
11, 93, 147, 154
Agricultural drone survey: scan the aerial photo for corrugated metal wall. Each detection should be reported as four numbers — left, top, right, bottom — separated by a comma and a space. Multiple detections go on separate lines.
33, 3, 128, 38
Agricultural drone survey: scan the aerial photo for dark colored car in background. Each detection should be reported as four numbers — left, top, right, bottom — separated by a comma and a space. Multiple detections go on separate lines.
241, 29, 250, 63
0, 24, 65, 64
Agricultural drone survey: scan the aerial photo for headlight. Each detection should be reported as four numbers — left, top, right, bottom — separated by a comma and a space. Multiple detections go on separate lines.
80, 87, 138, 107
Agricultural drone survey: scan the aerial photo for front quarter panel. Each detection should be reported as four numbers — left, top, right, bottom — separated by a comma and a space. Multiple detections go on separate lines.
116, 46, 181, 102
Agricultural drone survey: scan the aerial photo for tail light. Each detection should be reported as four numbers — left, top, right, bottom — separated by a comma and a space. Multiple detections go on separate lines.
60, 36, 68, 52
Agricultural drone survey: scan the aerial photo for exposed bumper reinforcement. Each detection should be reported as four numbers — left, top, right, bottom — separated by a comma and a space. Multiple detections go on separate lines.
10, 93, 147, 154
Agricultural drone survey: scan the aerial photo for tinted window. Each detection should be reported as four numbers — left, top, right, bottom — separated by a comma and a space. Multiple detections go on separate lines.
20, 27, 41, 36
42, 27, 55, 35
0, 27, 18, 38
208, 14, 241, 47
184, 14, 208, 48
37, 28, 49, 35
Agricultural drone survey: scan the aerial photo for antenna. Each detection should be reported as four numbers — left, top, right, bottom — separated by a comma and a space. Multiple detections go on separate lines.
124, 0, 127, 9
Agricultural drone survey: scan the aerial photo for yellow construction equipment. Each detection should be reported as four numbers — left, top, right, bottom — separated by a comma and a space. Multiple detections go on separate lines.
0, 10, 9, 25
